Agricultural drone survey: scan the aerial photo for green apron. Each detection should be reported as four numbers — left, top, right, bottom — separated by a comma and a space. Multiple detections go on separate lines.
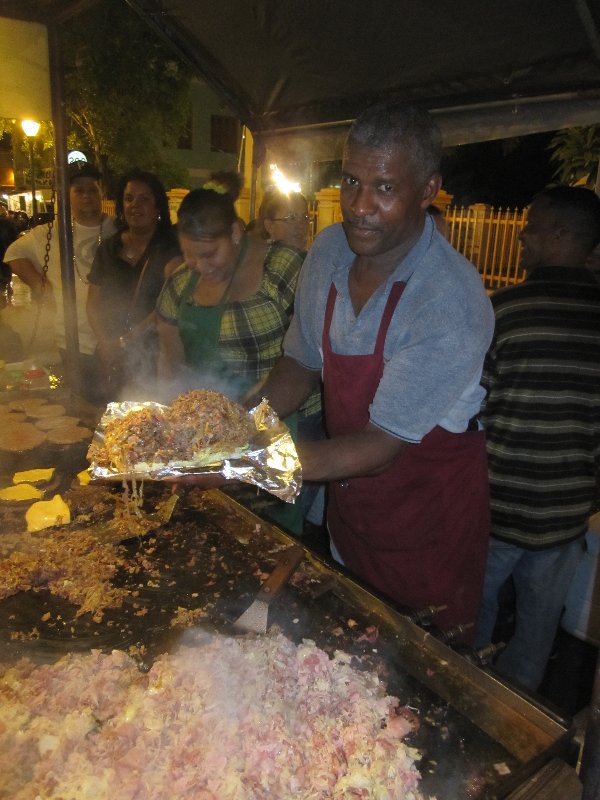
177, 264, 303, 535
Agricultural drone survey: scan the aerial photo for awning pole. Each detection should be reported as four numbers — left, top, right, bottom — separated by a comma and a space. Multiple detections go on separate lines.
47, 20, 81, 398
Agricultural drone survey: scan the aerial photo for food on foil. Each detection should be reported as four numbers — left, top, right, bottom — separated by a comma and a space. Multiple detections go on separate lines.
0, 633, 425, 799
88, 390, 301, 502
91, 389, 255, 473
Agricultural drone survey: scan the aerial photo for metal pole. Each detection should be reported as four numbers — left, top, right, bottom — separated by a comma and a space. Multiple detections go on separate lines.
47, 20, 81, 398
28, 138, 38, 222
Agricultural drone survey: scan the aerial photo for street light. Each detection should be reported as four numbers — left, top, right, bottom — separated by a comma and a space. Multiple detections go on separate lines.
21, 119, 40, 222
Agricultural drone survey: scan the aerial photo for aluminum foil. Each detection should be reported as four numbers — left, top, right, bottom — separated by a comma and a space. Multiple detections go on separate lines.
87, 398, 302, 502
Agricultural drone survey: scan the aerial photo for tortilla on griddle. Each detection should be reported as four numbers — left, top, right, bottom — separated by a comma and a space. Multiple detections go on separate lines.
45, 425, 93, 445
0, 422, 46, 452
36, 415, 82, 431
28, 403, 66, 419
8, 397, 49, 415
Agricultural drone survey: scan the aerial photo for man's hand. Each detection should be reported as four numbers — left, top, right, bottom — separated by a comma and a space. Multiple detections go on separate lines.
245, 355, 320, 416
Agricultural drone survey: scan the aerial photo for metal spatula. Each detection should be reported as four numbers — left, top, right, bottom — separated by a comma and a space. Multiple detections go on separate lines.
233, 544, 304, 634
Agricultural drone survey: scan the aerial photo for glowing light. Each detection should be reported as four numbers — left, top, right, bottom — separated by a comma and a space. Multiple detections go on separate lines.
269, 164, 300, 194
21, 119, 40, 137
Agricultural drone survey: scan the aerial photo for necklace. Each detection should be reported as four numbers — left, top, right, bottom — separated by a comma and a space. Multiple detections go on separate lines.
72, 214, 104, 284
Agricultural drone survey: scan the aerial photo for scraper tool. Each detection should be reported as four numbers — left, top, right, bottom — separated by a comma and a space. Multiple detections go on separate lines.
233, 544, 304, 634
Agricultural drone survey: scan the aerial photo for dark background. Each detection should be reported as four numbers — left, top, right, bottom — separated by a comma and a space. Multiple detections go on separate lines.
441, 131, 557, 208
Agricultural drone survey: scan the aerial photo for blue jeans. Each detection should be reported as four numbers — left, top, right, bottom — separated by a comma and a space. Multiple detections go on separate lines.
475, 537, 584, 691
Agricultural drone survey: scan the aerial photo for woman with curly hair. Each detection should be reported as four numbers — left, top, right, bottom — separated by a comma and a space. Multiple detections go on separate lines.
87, 169, 181, 397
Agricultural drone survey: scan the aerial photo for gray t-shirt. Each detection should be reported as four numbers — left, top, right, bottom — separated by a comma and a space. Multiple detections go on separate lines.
284, 216, 495, 443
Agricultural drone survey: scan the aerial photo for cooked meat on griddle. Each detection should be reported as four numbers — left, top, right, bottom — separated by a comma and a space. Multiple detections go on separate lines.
0, 527, 129, 621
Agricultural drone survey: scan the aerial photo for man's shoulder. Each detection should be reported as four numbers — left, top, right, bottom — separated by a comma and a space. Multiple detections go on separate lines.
310, 223, 352, 260
4, 225, 48, 261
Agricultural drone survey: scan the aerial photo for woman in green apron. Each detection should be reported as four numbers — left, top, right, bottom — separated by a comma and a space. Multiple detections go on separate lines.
155, 187, 313, 533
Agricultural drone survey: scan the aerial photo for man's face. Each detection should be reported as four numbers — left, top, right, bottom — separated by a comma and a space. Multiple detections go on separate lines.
340, 143, 440, 258
70, 177, 101, 220
518, 197, 558, 270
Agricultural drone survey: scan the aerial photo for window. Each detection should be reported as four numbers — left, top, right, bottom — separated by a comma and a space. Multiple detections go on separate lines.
210, 115, 240, 155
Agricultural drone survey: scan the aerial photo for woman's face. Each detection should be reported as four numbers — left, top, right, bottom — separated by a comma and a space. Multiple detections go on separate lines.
264, 195, 310, 251
123, 180, 160, 234
179, 228, 239, 284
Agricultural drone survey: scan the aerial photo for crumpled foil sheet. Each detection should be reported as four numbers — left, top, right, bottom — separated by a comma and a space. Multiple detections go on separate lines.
87, 398, 302, 502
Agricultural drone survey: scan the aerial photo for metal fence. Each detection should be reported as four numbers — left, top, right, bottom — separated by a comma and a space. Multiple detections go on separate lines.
445, 204, 527, 290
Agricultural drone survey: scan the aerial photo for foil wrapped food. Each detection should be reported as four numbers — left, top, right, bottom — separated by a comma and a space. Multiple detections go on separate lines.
87, 398, 302, 502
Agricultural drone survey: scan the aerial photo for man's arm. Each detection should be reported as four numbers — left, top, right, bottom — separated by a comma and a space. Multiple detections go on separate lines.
7, 257, 47, 301
298, 423, 410, 482
245, 355, 320, 418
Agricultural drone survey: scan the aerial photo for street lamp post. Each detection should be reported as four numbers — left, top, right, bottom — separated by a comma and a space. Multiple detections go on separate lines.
21, 119, 40, 222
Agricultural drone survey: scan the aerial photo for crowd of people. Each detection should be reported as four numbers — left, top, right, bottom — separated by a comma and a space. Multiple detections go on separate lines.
1, 100, 599, 697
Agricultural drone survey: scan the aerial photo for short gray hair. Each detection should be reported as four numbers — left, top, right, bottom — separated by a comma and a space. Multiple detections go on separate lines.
346, 101, 442, 183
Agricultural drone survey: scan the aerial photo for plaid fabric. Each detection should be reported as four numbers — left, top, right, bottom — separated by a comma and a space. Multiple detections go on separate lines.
158, 240, 303, 386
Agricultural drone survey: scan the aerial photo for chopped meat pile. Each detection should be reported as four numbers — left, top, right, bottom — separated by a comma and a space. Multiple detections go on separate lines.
90, 390, 255, 473
0, 633, 425, 800
0, 527, 129, 622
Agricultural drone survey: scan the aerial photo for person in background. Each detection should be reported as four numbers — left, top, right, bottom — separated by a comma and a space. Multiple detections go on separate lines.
475, 186, 600, 691
0, 221, 23, 362
586, 239, 600, 282
4, 162, 115, 397
205, 170, 244, 203
87, 168, 181, 400
247, 101, 494, 634
255, 188, 324, 525
257, 190, 311, 253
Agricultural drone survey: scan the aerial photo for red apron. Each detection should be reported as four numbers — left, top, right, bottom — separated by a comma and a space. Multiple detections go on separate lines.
323, 281, 490, 635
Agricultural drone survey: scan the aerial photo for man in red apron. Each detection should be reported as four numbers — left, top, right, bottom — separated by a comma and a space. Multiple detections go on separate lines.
251, 101, 495, 636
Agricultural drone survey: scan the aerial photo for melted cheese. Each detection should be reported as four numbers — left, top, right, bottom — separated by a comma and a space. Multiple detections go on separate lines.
77, 469, 91, 486
13, 468, 55, 485
0, 484, 44, 501
26, 494, 71, 532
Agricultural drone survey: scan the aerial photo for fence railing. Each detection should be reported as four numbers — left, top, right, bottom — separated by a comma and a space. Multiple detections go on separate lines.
445, 203, 527, 289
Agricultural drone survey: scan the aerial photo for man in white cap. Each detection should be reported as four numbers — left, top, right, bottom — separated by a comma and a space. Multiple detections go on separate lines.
5, 162, 116, 398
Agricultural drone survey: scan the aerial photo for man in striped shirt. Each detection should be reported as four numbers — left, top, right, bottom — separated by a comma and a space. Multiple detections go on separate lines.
476, 185, 600, 691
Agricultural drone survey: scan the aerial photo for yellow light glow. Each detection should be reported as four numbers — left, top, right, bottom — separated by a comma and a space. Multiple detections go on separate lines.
21, 119, 40, 137
269, 164, 300, 194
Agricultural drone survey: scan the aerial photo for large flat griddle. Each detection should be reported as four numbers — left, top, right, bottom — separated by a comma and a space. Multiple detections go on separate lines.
0, 470, 572, 800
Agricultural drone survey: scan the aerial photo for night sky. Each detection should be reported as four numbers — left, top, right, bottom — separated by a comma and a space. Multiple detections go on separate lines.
441, 131, 557, 209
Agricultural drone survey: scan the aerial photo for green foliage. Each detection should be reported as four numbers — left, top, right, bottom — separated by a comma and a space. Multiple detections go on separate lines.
62, 0, 193, 195
548, 126, 600, 188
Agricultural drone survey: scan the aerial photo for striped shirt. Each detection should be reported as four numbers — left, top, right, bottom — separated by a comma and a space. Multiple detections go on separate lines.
481, 266, 600, 548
